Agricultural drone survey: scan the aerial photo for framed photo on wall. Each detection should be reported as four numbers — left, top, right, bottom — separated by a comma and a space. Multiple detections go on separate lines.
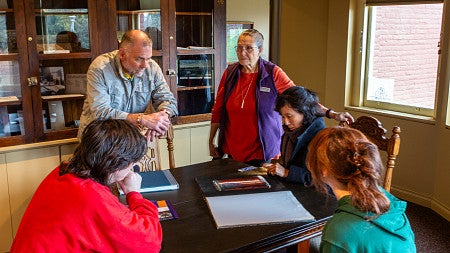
226, 22, 254, 64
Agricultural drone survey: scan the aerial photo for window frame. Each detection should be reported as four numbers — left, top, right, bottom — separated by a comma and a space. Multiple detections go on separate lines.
352, 0, 444, 118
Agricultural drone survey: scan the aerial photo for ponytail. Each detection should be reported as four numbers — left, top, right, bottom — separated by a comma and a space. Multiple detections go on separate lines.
346, 142, 390, 215
307, 127, 390, 215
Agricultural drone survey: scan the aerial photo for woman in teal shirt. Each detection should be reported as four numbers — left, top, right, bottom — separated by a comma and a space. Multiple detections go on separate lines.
306, 127, 416, 253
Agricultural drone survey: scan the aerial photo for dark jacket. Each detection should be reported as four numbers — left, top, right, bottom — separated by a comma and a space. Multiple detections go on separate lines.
218, 58, 281, 161
284, 117, 325, 185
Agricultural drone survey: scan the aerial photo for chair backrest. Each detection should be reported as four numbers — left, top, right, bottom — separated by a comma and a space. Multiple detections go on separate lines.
340, 116, 400, 192
135, 124, 175, 172
110, 125, 175, 197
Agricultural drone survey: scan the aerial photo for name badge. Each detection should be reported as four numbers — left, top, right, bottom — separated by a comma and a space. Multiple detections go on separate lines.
260, 87, 270, 92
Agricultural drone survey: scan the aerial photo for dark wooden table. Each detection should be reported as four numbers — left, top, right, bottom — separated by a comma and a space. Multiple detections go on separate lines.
140, 159, 337, 253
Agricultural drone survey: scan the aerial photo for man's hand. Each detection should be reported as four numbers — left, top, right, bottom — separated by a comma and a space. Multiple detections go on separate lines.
141, 111, 170, 141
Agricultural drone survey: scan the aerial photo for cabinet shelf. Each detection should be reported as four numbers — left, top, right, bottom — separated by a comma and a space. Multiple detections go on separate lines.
0, 54, 18, 61
116, 10, 160, 15
38, 52, 91, 60
42, 128, 79, 141
177, 48, 215, 55
179, 76, 212, 80
34, 9, 88, 14
0, 96, 21, 106
41, 94, 85, 101
178, 85, 212, 91
176, 12, 212, 16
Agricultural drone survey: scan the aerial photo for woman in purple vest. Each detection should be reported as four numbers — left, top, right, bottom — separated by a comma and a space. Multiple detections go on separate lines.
209, 29, 353, 166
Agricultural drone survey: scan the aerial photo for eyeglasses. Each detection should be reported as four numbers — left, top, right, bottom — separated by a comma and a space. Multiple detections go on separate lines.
234, 45, 258, 53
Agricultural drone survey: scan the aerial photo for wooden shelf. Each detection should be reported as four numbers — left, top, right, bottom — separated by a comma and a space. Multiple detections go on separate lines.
41, 94, 85, 101
117, 10, 160, 14
34, 9, 88, 14
38, 52, 92, 60
0, 96, 21, 106
179, 76, 212, 80
177, 48, 215, 55
0, 54, 19, 61
176, 12, 212, 16
177, 85, 211, 91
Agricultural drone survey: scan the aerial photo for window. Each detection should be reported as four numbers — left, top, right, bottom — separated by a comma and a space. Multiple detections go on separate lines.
361, 2, 443, 117
226, 22, 253, 64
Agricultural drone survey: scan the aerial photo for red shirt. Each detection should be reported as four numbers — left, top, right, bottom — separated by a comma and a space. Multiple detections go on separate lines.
10, 167, 162, 253
212, 66, 294, 162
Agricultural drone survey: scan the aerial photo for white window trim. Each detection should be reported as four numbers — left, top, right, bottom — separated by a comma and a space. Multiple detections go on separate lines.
348, 0, 444, 121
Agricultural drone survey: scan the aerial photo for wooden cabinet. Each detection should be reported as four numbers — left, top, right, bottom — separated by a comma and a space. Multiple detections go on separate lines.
115, 0, 226, 124
0, 0, 225, 148
0, 0, 117, 147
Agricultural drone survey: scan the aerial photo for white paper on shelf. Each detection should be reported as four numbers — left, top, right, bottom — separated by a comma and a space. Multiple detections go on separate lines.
48, 101, 65, 130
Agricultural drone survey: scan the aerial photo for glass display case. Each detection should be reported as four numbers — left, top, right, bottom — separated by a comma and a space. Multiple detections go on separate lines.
35, 2, 90, 134
0, 2, 21, 140
0, 0, 225, 147
115, 0, 225, 122
177, 54, 214, 115
0, 0, 111, 147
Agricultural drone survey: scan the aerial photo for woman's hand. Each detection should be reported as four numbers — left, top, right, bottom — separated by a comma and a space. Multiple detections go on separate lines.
117, 170, 142, 195
263, 163, 288, 178
331, 111, 354, 124
209, 142, 221, 158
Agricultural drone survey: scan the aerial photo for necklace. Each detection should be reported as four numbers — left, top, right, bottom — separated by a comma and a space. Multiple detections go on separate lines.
241, 73, 256, 108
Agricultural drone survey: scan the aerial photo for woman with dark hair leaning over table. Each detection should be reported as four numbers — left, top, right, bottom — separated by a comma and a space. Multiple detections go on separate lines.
209, 29, 353, 167
262, 86, 325, 185
306, 127, 416, 252
10, 119, 162, 253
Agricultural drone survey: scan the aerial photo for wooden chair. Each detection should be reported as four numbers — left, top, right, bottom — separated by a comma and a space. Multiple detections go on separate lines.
340, 116, 401, 192
110, 125, 175, 197
135, 104, 176, 171
135, 124, 176, 171
298, 116, 401, 252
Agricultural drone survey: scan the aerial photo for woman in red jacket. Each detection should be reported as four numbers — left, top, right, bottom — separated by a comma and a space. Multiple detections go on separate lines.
11, 119, 162, 253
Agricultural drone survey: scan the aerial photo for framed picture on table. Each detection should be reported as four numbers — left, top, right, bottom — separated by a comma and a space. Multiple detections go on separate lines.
226, 22, 254, 64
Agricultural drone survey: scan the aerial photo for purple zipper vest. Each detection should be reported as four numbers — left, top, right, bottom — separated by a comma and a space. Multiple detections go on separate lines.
218, 58, 282, 161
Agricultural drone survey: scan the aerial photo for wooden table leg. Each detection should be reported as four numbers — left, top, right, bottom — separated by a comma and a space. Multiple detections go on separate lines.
297, 239, 310, 252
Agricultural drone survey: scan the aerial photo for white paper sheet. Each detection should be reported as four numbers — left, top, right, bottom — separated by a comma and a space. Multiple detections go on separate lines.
205, 190, 315, 228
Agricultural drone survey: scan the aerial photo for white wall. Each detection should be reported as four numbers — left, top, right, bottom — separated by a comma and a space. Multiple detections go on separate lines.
279, 0, 329, 93
226, 0, 270, 60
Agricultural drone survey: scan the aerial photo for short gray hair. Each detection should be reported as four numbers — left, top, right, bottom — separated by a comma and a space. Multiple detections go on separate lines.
239, 29, 264, 49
